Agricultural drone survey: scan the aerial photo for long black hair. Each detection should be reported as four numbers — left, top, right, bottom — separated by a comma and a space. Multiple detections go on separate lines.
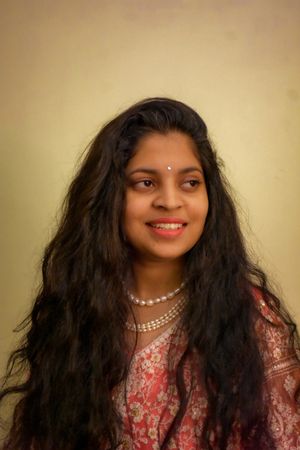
1, 98, 298, 449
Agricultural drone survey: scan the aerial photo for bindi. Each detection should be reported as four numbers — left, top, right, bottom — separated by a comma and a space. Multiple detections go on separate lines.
167, 165, 172, 171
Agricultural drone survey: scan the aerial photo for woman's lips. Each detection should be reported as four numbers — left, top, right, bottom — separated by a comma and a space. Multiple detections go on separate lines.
146, 220, 187, 238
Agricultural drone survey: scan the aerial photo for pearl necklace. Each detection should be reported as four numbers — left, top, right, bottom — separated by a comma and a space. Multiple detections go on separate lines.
125, 295, 186, 333
126, 281, 186, 306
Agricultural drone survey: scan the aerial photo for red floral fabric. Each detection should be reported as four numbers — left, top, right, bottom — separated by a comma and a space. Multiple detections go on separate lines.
113, 298, 300, 449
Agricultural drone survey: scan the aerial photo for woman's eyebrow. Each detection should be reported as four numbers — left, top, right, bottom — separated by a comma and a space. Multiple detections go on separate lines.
179, 166, 203, 175
127, 167, 157, 176
127, 166, 203, 176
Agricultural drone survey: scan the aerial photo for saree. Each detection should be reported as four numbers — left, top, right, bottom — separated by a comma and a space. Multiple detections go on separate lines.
113, 297, 300, 449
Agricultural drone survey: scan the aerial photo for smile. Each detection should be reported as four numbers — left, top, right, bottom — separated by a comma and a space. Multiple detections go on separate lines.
150, 223, 184, 230
146, 220, 187, 239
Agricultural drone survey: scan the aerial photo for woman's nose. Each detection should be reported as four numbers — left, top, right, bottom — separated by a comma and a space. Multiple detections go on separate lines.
152, 185, 183, 210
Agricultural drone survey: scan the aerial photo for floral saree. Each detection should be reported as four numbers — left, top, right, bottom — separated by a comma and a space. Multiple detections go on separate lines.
113, 297, 300, 449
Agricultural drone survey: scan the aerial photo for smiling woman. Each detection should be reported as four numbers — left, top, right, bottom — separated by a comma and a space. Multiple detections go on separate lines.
124, 132, 208, 263
0, 98, 299, 450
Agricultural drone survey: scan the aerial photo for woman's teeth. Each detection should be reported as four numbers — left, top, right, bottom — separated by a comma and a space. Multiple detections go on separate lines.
150, 223, 184, 230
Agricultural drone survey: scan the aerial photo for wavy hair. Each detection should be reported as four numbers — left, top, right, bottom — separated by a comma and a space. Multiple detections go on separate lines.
1, 98, 299, 449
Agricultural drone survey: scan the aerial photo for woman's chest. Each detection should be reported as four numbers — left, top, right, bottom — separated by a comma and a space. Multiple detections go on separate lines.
113, 337, 208, 449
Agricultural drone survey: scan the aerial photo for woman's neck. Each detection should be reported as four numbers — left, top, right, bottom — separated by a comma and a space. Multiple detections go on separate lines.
129, 259, 184, 299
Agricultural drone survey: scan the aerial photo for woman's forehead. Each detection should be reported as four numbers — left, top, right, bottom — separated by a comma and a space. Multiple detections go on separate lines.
126, 131, 202, 171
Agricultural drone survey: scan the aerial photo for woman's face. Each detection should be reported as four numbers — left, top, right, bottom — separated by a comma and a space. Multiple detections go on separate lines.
124, 131, 209, 264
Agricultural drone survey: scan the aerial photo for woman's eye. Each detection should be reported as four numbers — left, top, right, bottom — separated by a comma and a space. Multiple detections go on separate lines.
182, 179, 201, 189
134, 179, 154, 189
143, 180, 153, 187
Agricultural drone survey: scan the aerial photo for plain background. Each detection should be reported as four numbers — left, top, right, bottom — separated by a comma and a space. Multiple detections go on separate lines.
1, 0, 300, 376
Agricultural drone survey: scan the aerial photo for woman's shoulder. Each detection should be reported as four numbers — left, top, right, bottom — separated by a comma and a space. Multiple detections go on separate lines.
252, 286, 283, 326
251, 286, 299, 378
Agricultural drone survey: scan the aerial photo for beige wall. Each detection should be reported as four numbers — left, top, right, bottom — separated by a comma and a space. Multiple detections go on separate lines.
1, 0, 299, 374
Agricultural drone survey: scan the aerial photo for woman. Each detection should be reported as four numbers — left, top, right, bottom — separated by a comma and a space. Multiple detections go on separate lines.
1, 98, 299, 449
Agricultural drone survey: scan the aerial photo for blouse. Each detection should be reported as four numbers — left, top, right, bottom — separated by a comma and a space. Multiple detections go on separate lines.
113, 297, 300, 449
